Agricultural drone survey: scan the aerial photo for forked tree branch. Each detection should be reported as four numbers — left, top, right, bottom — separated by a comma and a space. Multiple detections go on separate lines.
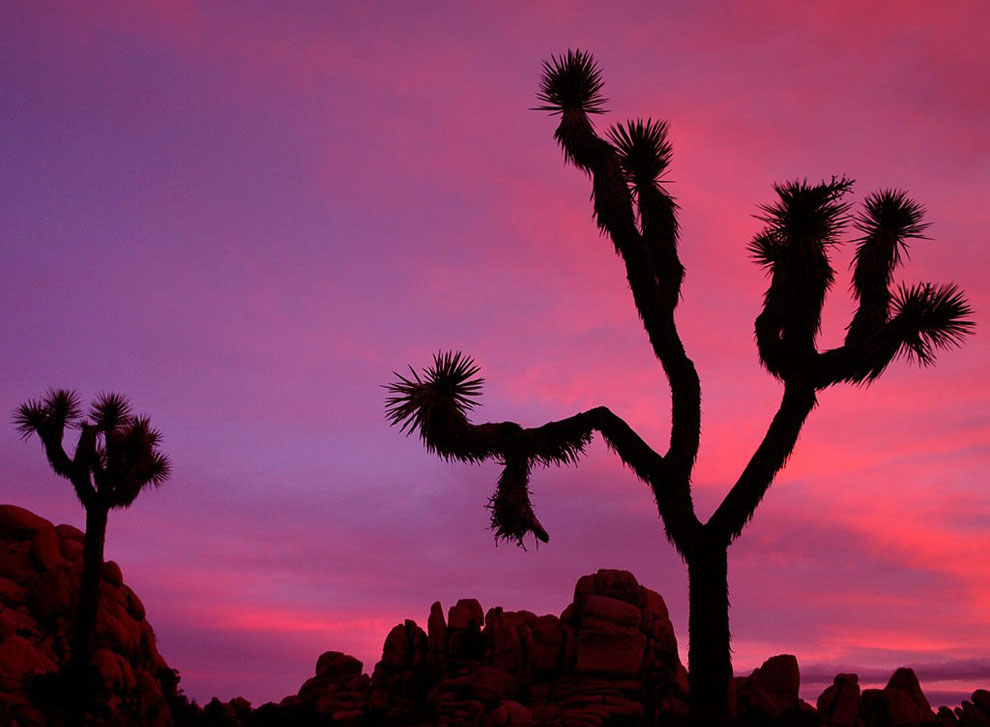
386, 352, 701, 548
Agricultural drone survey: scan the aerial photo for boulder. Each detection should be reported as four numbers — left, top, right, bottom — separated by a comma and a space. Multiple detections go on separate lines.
885, 668, 936, 726
818, 673, 863, 726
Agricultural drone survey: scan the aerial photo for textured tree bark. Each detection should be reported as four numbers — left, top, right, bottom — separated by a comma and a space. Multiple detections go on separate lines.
688, 543, 732, 727
68, 503, 108, 727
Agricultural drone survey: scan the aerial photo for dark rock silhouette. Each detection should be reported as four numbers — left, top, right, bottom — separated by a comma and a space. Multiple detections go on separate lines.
0, 504, 176, 726
385, 48, 974, 727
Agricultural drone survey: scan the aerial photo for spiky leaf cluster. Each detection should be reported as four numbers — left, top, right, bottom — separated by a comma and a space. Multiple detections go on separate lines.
385, 351, 485, 460
891, 283, 974, 365
535, 49, 607, 116
749, 177, 853, 272
851, 189, 928, 298
608, 119, 672, 189
15, 389, 81, 441
15, 390, 170, 509
752, 178, 854, 378
98, 414, 171, 506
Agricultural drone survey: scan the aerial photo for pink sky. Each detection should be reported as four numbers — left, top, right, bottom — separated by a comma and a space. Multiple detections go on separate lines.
2, 0, 988, 709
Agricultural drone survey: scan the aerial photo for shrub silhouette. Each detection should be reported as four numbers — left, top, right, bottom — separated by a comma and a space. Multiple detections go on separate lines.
386, 50, 973, 726
15, 390, 170, 726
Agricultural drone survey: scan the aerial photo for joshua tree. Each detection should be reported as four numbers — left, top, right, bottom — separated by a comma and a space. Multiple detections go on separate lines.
15, 390, 170, 725
385, 51, 973, 726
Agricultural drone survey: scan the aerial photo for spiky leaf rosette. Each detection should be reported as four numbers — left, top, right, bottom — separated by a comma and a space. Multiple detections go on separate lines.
90, 392, 133, 431
890, 282, 974, 365
385, 351, 487, 461
14, 389, 82, 440
535, 49, 607, 116
852, 189, 928, 292
607, 119, 673, 189
845, 189, 929, 345
102, 416, 171, 508
488, 455, 549, 546
749, 177, 853, 270
752, 177, 854, 377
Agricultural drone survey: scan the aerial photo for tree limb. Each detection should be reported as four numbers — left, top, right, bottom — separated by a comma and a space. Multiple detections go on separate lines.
707, 383, 817, 544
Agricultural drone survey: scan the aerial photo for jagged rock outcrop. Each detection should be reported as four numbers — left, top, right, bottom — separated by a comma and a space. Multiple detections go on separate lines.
815, 669, 990, 727
0, 504, 177, 726
272, 568, 687, 727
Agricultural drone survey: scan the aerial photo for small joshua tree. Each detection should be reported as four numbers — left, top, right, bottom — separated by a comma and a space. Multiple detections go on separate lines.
15, 390, 170, 725
386, 51, 973, 726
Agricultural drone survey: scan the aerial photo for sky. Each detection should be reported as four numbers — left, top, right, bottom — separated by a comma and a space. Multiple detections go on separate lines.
2, 0, 989, 710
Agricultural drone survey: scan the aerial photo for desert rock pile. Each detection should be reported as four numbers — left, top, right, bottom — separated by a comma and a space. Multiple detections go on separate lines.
283, 568, 689, 726
0, 505, 176, 727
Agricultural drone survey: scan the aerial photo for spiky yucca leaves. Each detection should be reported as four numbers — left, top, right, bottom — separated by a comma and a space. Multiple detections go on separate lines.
15, 389, 82, 439
15, 389, 84, 480
608, 119, 673, 189
608, 118, 683, 306
535, 49, 607, 116
845, 190, 929, 344
891, 283, 974, 365
752, 177, 854, 379
90, 392, 132, 432
99, 415, 171, 507
385, 351, 488, 461
488, 455, 549, 546
15, 391, 171, 508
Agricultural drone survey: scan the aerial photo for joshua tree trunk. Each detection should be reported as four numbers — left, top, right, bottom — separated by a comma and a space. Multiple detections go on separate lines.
68, 502, 108, 727
688, 541, 732, 727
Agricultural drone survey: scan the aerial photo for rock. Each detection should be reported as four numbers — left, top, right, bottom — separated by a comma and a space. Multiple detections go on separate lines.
470, 666, 517, 703
0, 634, 57, 689
482, 699, 532, 726
574, 620, 647, 676
818, 673, 862, 726
381, 619, 427, 669
959, 699, 990, 726
101, 560, 124, 587
582, 594, 641, 627
587, 570, 642, 605
427, 600, 447, 668
973, 690, 990, 717
0, 504, 178, 726
936, 705, 959, 725
741, 654, 801, 719
0, 505, 52, 534
315, 651, 363, 679
885, 667, 936, 726
448, 598, 484, 631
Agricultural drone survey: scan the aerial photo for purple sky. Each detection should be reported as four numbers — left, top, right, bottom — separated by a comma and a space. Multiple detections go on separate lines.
2, 1, 988, 708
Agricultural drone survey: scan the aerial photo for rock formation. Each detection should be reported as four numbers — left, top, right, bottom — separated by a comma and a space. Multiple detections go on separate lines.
0, 504, 178, 726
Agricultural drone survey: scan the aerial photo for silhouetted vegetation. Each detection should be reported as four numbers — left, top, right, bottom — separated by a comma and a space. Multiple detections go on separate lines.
386, 51, 974, 726
15, 390, 171, 726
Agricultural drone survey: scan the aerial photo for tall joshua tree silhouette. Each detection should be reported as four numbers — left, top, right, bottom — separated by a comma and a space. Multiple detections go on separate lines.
15, 390, 170, 726
386, 51, 973, 726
